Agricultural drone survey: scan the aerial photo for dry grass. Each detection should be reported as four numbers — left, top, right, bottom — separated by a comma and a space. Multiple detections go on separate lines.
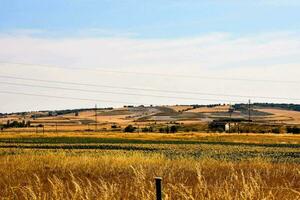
168, 105, 193, 112
257, 108, 300, 124
75, 110, 133, 124
0, 109, 134, 127
187, 105, 230, 113
0, 132, 299, 199
0, 151, 299, 200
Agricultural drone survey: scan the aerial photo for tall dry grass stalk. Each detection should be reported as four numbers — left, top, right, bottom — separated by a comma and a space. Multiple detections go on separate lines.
0, 151, 299, 200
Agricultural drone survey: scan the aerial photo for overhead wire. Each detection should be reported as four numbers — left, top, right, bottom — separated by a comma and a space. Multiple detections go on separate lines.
0, 91, 146, 105
0, 61, 299, 105
0, 61, 299, 83
0, 81, 246, 103
0, 74, 299, 102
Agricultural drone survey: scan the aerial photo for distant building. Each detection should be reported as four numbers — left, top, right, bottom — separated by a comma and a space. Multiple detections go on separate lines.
48, 111, 58, 116
209, 118, 248, 133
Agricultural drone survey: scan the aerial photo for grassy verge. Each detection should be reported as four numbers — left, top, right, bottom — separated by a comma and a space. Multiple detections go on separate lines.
0, 151, 299, 200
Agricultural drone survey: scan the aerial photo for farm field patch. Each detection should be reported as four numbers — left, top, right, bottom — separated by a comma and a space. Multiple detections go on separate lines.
257, 108, 300, 124
0, 132, 299, 199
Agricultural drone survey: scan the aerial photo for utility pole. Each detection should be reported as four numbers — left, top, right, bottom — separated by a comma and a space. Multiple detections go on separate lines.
95, 104, 97, 132
55, 122, 58, 134
248, 99, 251, 122
228, 105, 234, 133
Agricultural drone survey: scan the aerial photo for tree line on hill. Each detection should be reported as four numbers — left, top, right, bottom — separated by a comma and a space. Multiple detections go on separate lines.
123, 124, 179, 133
0, 120, 47, 130
0, 107, 115, 119
2, 120, 31, 129
122, 122, 300, 134
234, 103, 300, 112
1, 120, 299, 134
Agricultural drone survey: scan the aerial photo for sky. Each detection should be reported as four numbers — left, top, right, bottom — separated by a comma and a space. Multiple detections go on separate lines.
0, 0, 300, 112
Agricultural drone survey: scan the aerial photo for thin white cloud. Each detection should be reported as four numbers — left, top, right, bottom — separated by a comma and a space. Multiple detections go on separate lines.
210, 0, 300, 6
0, 28, 138, 39
0, 31, 299, 112
258, 0, 300, 6
1, 31, 299, 70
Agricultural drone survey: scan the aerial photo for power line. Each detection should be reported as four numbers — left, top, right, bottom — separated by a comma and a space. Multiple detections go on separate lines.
95, 104, 97, 132
0, 90, 247, 105
0, 74, 299, 102
0, 91, 145, 105
0, 81, 249, 103
248, 99, 251, 122
0, 61, 299, 84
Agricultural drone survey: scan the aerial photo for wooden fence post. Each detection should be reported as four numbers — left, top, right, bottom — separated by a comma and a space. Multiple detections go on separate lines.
155, 177, 162, 200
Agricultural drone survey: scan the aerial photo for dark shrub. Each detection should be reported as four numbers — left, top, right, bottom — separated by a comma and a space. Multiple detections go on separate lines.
165, 126, 170, 133
142, 127, 149, 132
124, 125, 136, 133
170, 125, 178, 133
191, 128, 199, 132
159, 128, 165, 133
287, 126, 300, 134
271, 127, 280, 134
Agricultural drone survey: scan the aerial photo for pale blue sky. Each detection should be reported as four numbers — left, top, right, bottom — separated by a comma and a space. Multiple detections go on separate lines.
1, 0, 300, 38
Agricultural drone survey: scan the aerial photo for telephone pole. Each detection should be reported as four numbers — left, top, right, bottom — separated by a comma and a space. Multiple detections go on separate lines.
95, 104, 98, 132
248, 99, 251, 122
55, 122, 58, 134
228, 105, 234, 133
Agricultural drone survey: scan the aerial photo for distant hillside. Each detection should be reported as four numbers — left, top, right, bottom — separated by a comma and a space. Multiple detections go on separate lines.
3, 107, 114, 116
256, 103, 300, 112
1, 103, 300, 133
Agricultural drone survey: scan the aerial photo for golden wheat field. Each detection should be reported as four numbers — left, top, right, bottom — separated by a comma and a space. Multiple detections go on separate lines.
0, 132, 299, 200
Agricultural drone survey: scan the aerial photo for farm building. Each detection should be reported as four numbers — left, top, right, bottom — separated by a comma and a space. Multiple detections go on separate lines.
209, 118, 248, 132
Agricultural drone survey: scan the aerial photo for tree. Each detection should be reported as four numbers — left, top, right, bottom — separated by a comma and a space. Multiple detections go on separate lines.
287, 126, 300, 134
271, 127, 280, 134
141, 127, 149, 132
159, 128, 165, 133
124, 125, 136, 133
149, 126, 154, 132
165, 126, 170, 133
170, 125, 178, 133
26, 121, 31, 127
